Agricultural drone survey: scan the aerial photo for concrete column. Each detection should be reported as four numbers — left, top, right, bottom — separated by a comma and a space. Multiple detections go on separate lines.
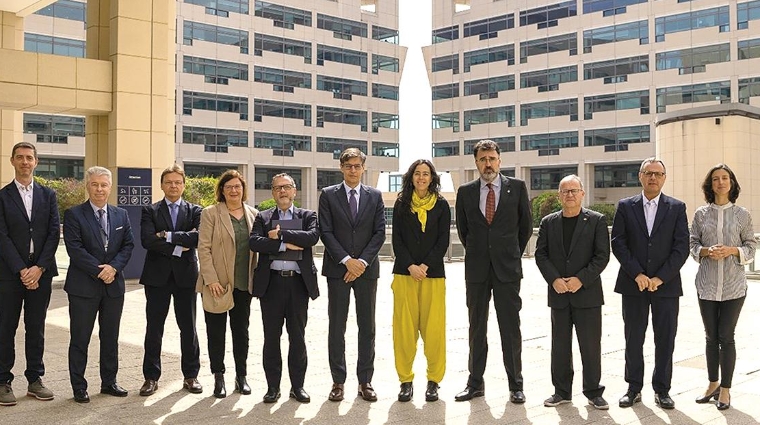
246, 163, 256, 207
0, 11, 24, 183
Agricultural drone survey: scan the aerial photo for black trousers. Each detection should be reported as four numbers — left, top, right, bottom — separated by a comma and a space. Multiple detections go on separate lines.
698, 296, 745, 388
142, 272, 200, 381
0, 283, 51, 384
327, 276, 377, 384
551, 306, 604, 399
465, 266, 523, 391
68, 290, 124, 390
260, 273, 310, 389
622, 294, 679, 394
204, 289, 252, 376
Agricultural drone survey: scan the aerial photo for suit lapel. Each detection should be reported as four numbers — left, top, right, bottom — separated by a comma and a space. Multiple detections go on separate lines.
176, 200, 188, 230
566, 209, 590, 257
631, 194, 648, 236
651, 194, 669, 236
4, 183, 30, 222
84, 202, 106, 250
356, 185, 371, 222
158, 201, 173, 230
335, 185, 354, 225
492, 175, 510, 222
30, 182, 44, 222
218, 203, 235, 240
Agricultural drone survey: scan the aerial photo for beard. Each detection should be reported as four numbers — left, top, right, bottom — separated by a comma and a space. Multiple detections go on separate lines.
481, 168, 498, 182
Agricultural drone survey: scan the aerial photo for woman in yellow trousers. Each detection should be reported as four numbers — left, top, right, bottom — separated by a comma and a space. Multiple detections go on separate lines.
391, 159, 450, 402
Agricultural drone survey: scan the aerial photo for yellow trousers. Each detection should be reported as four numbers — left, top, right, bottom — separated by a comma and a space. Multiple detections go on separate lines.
391, 274, 446, 383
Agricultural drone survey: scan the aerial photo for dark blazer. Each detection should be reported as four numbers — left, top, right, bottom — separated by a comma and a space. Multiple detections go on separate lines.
249, 207, 320, 300
0, 181, 60, 291
63, 201, 135, 298
391, 197, 450, 278
535, 208, 610, 309
455, 175, 532, 283
319, 183, 386, 280
139, 199, 202, 288
611, 193, 689, 297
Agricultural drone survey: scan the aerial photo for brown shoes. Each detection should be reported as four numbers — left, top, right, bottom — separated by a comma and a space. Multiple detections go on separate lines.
328, 383, 344, 402
139, 379, 158, 396
183, 378, 202, 394
358, 383, 377, 402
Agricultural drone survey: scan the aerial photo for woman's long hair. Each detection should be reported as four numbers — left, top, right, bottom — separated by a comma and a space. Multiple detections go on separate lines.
397, 159, 441, 213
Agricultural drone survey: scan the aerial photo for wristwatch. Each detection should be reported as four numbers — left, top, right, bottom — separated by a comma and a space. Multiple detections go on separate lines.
39, 266, 46, 274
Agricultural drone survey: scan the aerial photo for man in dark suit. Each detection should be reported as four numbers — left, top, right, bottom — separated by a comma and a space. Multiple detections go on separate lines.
454, 139, 532, 403
535, 175, 610, 410
0, 142, 59, 406
611, 157, 689, 410
250, 173, 320, 404
63, 166, 134, 403
319, 148, 386, 402
138, 165, 202, 396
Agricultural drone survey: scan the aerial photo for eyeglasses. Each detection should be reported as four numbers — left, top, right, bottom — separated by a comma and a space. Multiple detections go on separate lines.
163, 180, 184, 186
477, 157, 500, 164
559, 189, 582, 196
641, 171, 666, 178
272, 184, 294, 191
223, 184, 243, 191
341, 164, 363, 171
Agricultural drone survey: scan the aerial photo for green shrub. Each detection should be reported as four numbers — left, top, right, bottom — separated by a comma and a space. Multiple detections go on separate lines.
34, 176, 85, 219
531, 191, 561, 227
587, 203, 616, 224
184, 176, 217, 208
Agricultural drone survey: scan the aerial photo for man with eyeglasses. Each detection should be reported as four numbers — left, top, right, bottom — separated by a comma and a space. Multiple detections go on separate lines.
319, 148, 386, 402
454, 140, 532, 403
249, 173, 320, 404
535, 175, 610, 410
611, 157, 689, 410
137, 165, 203, 396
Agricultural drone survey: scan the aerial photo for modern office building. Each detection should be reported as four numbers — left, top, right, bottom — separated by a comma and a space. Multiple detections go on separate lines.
424, 0, 760, 207
21, 0, 405, 210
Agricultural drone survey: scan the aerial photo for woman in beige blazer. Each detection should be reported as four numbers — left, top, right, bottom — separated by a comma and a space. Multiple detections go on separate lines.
196, 170, 258, 398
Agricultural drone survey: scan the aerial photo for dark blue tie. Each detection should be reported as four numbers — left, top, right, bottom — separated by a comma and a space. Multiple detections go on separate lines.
97, 209, 108, 245
349, 189, 358, 219
170, 203, 178, 229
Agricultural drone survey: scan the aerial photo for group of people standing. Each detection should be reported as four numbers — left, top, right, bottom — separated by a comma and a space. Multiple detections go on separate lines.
0, 140, 753, 415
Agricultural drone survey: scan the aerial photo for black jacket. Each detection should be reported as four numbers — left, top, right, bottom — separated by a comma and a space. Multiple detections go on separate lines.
391, 197, 450, 278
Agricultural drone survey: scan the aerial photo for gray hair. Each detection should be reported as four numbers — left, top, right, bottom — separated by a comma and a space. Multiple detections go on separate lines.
271, 173, 296, 188
558, 174, 583, 190
85, 166, 112, 184
639, 157, 666, 174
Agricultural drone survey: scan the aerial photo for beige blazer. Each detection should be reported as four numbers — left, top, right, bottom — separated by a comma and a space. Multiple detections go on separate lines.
196, 202, 258, 313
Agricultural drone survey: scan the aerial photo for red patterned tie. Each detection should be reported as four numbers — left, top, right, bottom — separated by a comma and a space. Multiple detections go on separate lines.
485, 183, 495, 225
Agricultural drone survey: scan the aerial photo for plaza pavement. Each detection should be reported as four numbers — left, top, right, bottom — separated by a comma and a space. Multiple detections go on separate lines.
3, 244, 760, 425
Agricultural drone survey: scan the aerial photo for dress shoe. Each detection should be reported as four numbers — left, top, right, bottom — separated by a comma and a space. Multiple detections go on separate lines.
619, 391, 641, 408
398, 382, 413, 402
425, 381, 439, 402
27, 378, 54, 401
234, 376, 251, 395
544, 394, 570, 407
588, 396, 609, 410
510, 390, 526, 404
358, 383, 377, 402
213, 373, 226, 399
0, 383, 17, 406
183, 378, 202, 394
717, 394, 730, 411
454, 385, 484, 401
328, 383, 344, 402
100, 383, 128, 397
73, 389, 90, 403
289, 387, 310, 403
695, 388, 719, 404
655, 392, 675, 409
263, 387, 280, 403
139, 379, 158, 396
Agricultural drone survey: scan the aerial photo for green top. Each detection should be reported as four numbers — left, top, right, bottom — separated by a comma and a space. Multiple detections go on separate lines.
231, 214, 250, 292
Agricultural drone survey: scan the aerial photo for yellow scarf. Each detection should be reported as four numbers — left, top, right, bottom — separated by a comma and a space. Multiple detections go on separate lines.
410, 191, 437, 232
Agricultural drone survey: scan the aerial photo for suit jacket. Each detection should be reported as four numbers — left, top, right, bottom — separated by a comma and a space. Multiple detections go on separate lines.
195, 203, 258, 295
535, 208, 610, 309
319, 183, 386, 280
63, 201, 135, 298
391, 197, 450, 278
0, 181, 60, 291
139, 199, 202, 288
455, 175, 532, 283
611, 193, 689, 297
249, 207, 320, 300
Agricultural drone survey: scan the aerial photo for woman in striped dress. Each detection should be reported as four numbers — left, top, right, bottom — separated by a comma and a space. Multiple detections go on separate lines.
689, 164, 756, 411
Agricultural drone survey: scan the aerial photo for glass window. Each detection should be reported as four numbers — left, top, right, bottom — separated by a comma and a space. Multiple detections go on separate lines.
738, 77, 760, 104
24, 33, 84, 57
317, 13, 368, 40
432, 141, 460, 157
431, 54, 459, 74
253, 132, 311, 153
738, 0, 760, 29
187, 0, 249, 15
318, 44, 368, 72
656, 81, 730, 112
372, 54, 399, 73
36, 157, 84, 179
24, 113, 85, 143
255, 33, 312, 62
520, 66, 577, 92
317, 170, 344, 190
254, 99, 311, 126
254, 167, 302, 189
531, 166, 578, 190
317, 107, 368, 131
254, 1, 311, 27
583, 55, 649, 82
432, 113, 460, 132
463, 14, 514, 39
372, 25, 399, 44
372, 83, 399, 100
655, 6, 730, 42
34, 0, 86, 21
520, 99, 578, 125
182, 91, 249, 119
464, 44, 515, 72
464, 106, 515, 131
583, 90, 650, 118
183, 126, 248, 153
585, 125, 650, 152
594, 164, 640, 187
583, 20, 648, 52
372, 113, 399, 131
372, 142, 399, 157
519, 1, 577, 29
582, 0, 646, 15
464, 137, 515, 154
432, 25, 459, 44
317, 75, 367, 99
432, 83, 460, 100
656, 43, 730, 73
253, 66, 311, 91
317, 137, 368, 158
389, 176, 402, 193
183, 21, 249, 53
185, 164, 238, 178
738, 38, 760, 59
463, 75, 515, 98
520, 33, 577, 62
183, 56, 249, 83
521, 132, 579, 157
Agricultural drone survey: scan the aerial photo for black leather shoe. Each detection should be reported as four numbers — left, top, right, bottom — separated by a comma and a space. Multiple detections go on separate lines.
425, 381, 439, 402
717, 394, 730, 411
695, 388, 719, 404
289, 387, 310, 403
100, 383, 128, 397
358, 383, 377, 402
454, 385, 484, 401
510, 390, 526, 404
398, 382, 413, 402
619, 391, 641, 408
73, 389, 89, 403
139, 379, 158, 396
235, 376, 251, 395
213, 373, 226, 399
655, 392, 675, 409
263, 387, 281, 403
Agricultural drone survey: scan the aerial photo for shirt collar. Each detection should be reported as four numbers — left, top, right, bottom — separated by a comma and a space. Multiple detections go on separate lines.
343, 182, 362, 194
165, 198, 182, 207
89, 201, 107, 214
14, 179, 33, 192
641, 191, 661, 206
480, 177, 501, 190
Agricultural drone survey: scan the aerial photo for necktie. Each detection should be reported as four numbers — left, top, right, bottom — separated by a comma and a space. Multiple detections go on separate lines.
170, 202, 178, 229
98, 208, 108, 245
645, 200, 656, 236
349, 189, 358, 219
485, 183, 495, 225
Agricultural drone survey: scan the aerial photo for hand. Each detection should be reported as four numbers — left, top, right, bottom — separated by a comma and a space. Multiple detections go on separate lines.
97, 264, 116, 284
648, 277, 664, 292
708, 244, 735, 260
26, 281, 39, 290
635, 273, 651, 292
408, 264, 427, 281
207, 282, 225, 297
285, 243, 303, 251
181, 247, 190, 252
20, 266, 43, 286
343, 271, 359, 283
565, 277, 583, 293
268, 224, 281, 240
552, 278, 569, 294
345, 258, 366, 277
